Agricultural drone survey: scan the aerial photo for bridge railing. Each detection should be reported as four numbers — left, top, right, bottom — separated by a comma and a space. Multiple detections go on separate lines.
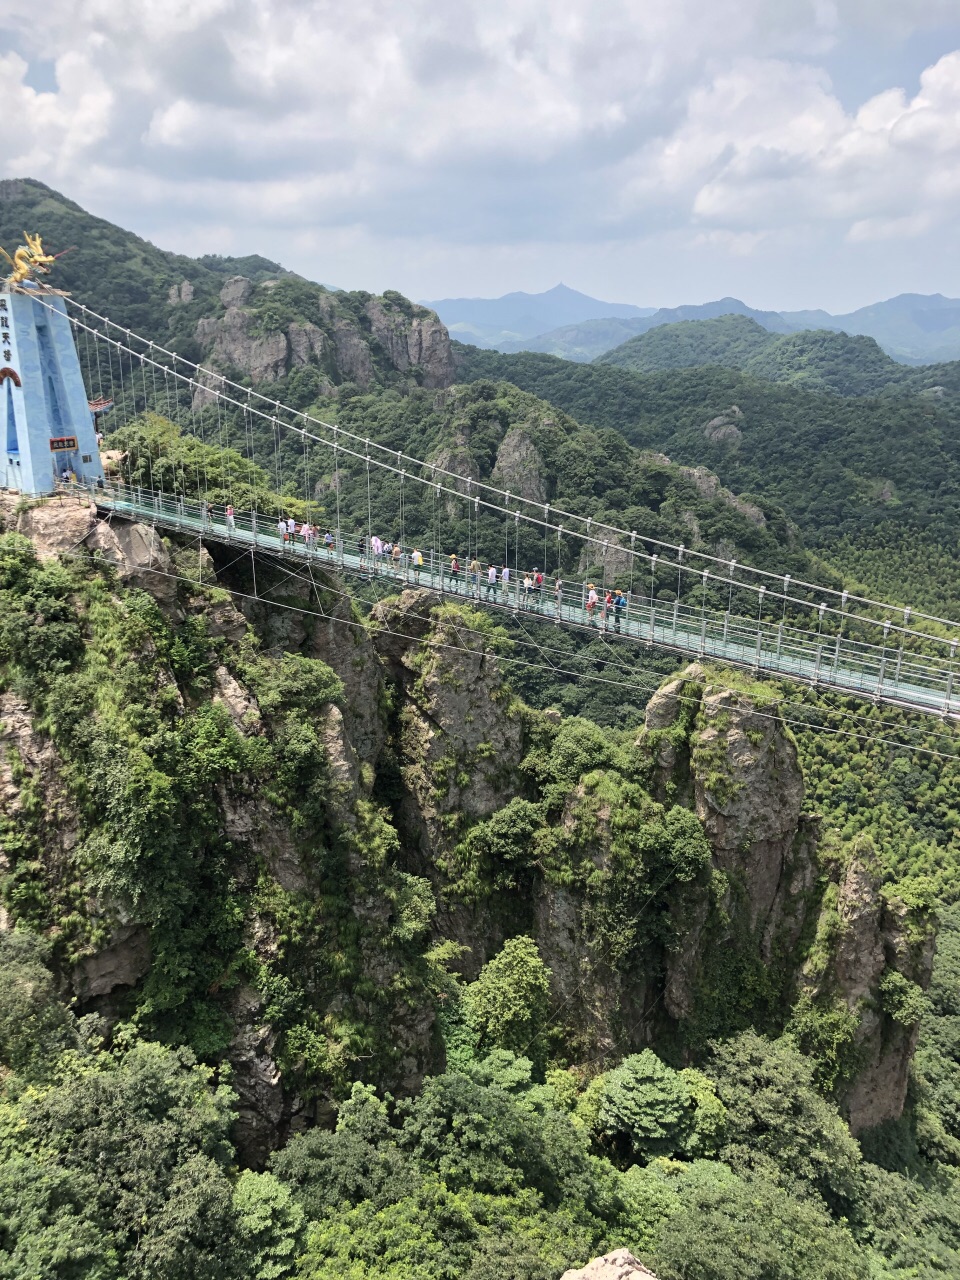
67, 479, 960, 717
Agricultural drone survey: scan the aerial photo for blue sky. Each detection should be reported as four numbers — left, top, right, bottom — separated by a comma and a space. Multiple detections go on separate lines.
1, 1, 959, 311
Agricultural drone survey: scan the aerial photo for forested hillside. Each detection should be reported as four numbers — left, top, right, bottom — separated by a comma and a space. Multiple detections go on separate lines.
454, 345, 960, 615
596, 314, 915, 398
4, 180, 960, 1278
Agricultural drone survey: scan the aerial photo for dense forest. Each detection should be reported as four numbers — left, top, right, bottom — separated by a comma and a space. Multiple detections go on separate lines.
453, 346, 960, 615
595, 314, 916, 398
3, 179, 960, 1278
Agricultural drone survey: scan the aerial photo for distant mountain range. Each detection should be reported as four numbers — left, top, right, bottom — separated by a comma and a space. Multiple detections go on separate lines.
432, 287, 960, 366
420, 282, 655, 347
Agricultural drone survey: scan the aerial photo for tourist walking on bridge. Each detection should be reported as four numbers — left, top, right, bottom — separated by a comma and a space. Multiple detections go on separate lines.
412, 548, 424, 582
225, 504, 235, 532
586, 584, 598, 623
613, 588, 626, 632
486, 564, 497, 599
500, 565, 511, 601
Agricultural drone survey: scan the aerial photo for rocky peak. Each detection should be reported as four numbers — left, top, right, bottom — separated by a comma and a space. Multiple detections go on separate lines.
370, 590, 524, 853
804, 840, 936, 1132
491, 425, 548, 503
219, 274, 254, 309
194, 283, 455, 394
364, 295, 456, 389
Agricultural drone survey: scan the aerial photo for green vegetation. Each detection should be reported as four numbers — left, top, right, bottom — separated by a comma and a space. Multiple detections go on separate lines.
6, 937, 960, 1278
453, 347, 960, 614
6, 180, 960, 1277
595, 313, 932, 398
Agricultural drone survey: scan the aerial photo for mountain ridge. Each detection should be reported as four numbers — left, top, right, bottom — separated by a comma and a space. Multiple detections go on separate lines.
444, 289, 960, 366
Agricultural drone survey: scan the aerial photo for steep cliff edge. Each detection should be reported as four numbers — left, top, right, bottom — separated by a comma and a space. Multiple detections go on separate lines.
638, 665, 935, 1129
194, 275, 456, 395
0, 511, 935, 1168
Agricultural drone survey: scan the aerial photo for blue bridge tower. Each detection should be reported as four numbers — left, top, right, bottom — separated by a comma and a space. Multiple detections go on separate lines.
0, 285, 105, 495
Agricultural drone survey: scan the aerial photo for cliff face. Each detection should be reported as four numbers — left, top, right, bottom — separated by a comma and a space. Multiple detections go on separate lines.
0, 513, 934, 1165
193, 276, 456, 394
640, 666, 935, 1130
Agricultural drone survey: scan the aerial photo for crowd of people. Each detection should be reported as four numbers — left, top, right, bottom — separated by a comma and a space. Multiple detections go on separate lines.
196, 508, 634, 631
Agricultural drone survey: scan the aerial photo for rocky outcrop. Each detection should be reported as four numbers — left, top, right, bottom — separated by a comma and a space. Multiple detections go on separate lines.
689, 686, 814, 949
196, 309, 289, 383
219, 275, 253, 309
365, 296, 456, 389
227, 986, 285, 1167
16, 498, 97, 560
638, 672, 819, 1019
85, 518, 177, 609
805, 845, 936, 1132
702, 406, 743, 445
213, 665, 262, 734
73, 924, 151, 1000
0, 691, 153, 1004
0, 692, 79, 932
678, 465, 764, 526
562, 1249, 658, 1280
288, 320, 326, 368
194, 281, 455, 394
371, 590, 525, 854
167, 280, 195, 305
491, 426, 548, 503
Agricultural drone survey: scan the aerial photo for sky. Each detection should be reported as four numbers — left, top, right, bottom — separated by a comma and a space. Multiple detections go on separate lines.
1, 1, 960, 311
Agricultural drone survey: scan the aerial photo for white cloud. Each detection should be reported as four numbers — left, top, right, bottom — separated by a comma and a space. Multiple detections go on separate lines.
0, 0, 958, 304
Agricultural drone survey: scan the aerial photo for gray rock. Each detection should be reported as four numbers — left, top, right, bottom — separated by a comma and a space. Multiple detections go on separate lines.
364, 296, 456, 388
562, 1249, 658, 1280
220, 275, 253, 309
288, 321, 325, 367
807, 847, 937, 1132
196, 310, 289, 383
690, 687, 807, 937
678, 464, 765, 526
85, 519, 177, 609
167, 280, 195, 305
16, 498, 97, 560
212, 665, 261, 734
491, 426, 547, 504
74, 924, 151, 999
227, 1000, 284, 1168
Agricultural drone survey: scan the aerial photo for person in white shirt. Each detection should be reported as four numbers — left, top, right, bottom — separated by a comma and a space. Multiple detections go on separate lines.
500, 565, 511, 600
486, 564, 497, 599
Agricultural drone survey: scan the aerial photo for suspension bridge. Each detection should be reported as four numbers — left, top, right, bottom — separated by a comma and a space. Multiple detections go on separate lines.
18, 291, 960, 719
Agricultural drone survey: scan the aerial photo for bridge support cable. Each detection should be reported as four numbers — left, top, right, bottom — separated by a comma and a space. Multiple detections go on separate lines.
67, 303, 944, 655
51, 295, 960, 639
34, 295, 960, 715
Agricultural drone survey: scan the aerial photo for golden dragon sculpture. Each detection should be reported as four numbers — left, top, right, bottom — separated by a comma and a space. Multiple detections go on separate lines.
0, 232, 58, 286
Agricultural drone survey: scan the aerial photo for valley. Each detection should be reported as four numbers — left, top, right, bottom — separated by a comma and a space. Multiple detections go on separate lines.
2, 179, 960, 1279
